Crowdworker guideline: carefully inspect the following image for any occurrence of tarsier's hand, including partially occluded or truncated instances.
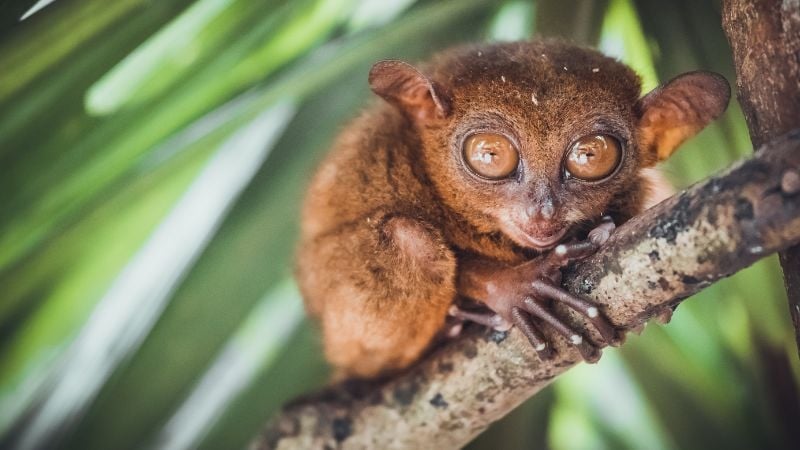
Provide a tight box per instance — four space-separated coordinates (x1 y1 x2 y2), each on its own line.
450 217 619 361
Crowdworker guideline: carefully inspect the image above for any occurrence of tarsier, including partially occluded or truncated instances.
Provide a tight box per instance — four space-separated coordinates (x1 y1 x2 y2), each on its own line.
297 40 730 379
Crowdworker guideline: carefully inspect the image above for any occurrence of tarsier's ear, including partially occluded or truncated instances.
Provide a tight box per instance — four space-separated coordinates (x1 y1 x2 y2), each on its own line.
637 71 730 165
369 60 450 121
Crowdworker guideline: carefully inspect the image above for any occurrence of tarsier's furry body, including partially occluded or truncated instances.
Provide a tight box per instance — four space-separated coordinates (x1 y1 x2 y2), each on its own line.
296 41 729 378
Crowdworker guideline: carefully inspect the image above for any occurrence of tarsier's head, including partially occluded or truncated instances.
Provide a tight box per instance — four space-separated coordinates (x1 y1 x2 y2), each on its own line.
369 41 730 250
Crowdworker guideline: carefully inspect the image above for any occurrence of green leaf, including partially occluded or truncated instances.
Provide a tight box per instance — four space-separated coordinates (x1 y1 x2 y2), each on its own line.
1 101 297 447
152 279 306 450
0 0 339 273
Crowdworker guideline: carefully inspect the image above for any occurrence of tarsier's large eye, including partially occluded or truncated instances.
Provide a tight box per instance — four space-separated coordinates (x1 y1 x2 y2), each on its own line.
564 134 622 181
463 133 519 180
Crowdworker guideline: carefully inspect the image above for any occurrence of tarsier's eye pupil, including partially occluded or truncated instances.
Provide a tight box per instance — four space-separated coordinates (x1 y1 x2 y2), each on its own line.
463 133 519 180
565 134 622 181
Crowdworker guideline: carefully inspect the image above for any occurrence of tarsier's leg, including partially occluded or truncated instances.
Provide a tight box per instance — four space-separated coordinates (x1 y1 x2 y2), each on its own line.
297 215 455 379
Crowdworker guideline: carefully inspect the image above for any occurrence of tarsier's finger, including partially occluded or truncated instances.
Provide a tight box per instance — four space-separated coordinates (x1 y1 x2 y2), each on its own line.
521 297 583 344
587 216 616 246
521 297 599 361
448 305 512 331
445 321 463 338
553 240 597 262
531 280 620 346
510 307 552 359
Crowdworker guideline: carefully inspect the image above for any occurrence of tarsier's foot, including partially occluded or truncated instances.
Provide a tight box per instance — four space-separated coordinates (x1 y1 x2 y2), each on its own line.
456 217 620 361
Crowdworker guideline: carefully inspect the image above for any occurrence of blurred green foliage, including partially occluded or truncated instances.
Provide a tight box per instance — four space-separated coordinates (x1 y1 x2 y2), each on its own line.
1 0 798 449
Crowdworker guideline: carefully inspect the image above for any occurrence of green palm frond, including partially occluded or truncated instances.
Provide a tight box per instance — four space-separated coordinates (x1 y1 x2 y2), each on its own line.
1 1 797 449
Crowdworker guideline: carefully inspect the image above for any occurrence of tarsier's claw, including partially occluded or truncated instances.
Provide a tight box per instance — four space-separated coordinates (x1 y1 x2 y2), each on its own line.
580 345 602 363
654 305 675 324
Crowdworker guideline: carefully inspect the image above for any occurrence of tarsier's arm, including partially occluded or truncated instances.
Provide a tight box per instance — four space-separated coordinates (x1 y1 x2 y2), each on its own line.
298 42 730 379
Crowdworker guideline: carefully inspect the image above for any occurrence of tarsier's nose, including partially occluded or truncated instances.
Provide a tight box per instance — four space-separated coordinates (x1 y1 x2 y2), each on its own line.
526 180 557 221
525 198 555 221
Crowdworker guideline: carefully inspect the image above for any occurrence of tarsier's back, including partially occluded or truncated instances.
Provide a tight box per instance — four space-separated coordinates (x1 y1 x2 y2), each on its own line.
296 40 730 379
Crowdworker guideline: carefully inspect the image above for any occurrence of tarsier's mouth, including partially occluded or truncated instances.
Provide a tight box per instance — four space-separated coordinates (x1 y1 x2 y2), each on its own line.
503 221 569 250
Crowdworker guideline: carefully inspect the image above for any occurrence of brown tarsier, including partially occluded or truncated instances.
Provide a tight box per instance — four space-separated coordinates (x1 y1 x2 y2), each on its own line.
296 40 730 379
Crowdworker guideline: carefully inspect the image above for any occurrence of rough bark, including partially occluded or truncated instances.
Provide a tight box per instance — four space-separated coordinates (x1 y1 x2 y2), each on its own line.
253 131 800 450
722 0 800 356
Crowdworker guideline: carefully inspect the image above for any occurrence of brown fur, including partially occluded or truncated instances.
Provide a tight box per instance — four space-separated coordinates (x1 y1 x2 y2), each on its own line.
296 40 729 379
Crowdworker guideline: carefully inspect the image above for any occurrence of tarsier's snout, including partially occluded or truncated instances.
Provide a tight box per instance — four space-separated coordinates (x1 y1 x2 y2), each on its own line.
500 203 568 250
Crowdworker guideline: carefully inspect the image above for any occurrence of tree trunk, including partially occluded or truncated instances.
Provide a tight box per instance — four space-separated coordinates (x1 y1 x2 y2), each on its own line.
722 0 800 356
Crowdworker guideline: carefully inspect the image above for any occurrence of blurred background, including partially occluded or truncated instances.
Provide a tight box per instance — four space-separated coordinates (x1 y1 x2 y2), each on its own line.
1 0 798 448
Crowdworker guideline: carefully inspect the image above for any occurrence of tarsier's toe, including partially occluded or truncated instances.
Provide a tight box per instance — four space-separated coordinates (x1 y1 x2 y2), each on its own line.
445 322 463 338
579 344 602 363
587 216 616 246
552 217 617 265
531 280 620 347
553 241 598 262
511 307 554 359
448 305 512 332
512 299 602 363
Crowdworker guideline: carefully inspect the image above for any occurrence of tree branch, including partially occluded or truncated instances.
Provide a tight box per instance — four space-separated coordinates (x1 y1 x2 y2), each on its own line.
254 131 800 450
